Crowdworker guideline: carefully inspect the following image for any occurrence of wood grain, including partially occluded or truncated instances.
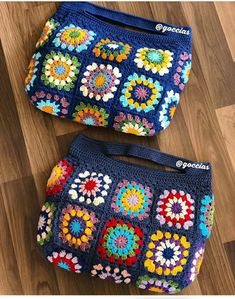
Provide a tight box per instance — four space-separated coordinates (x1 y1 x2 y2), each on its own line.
0 1 234 295
215 2 235 61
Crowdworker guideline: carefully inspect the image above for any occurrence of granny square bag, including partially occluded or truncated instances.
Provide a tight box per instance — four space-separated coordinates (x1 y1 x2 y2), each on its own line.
37 135 215 294
25 2 192 136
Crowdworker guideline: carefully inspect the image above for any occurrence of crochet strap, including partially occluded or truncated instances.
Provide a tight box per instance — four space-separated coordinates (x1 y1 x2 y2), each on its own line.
71 135 211 174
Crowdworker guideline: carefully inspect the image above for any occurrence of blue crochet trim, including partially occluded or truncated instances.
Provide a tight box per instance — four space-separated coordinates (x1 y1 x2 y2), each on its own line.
25 1 192 136
37 135 214 294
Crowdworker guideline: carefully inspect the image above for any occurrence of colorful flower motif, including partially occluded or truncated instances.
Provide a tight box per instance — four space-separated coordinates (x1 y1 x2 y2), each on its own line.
93 38 131 62
25 52 41 92
91 264 131 284
174 52 192 91
47 250 82 273
144 230 190 276
36 18 60 48
46 160 73 196
59 204 98 251
199 194 215 238
120 73 163 113
53 24 96 53
68 171 112 206
72 102 109 126
188 244 205 283
30 90 70 117
37 202 56 245
111 180 153 220
97 218 144 266
158 90 180 130
156 189 195 230
134 48 174 75
136 275 180 294
80 63 122 102
113 112 155 136
41 51 80 91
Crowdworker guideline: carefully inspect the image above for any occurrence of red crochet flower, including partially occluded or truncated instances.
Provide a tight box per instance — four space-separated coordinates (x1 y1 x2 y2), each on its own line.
97 218 144 266
156 190 195 230
46 159 73 195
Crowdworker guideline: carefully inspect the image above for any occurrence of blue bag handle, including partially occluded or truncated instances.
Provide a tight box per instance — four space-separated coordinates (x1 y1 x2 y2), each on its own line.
71 135 211 174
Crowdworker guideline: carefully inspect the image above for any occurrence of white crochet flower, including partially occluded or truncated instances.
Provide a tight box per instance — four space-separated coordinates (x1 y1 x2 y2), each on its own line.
68 171 112 206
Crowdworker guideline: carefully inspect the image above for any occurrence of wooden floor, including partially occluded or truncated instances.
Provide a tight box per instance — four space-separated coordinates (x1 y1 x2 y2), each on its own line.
0 1 234 295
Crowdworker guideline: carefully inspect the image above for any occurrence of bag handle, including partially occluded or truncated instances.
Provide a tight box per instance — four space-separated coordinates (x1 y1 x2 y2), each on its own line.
71 135 211 174
59 2 192 39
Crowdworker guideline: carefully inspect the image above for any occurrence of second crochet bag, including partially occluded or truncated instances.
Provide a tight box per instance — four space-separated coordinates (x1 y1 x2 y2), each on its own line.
37 135 214 294
25 1 192 136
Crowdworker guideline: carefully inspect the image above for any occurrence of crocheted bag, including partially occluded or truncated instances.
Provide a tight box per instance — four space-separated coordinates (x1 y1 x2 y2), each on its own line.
25 2 192 136
37 134 214 294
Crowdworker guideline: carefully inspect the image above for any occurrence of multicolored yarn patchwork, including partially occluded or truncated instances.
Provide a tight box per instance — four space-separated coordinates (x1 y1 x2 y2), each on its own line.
59 204 98 251
113 112 155 136
37 202 56 245
174 52 192 91
156 189 195 230
46 159 73 195
93 38 131 62
144 230 190 276
53 24 96 53
80 63 121 102
97 218 144 265
25 2 192 136
37 134 213 294
72 102 109 126
158 90 180 130
91 264 131 284
25 52 41 92
30 90 70 117
41 51 80 91
134 48 174 75
136 275 180 294
111 180 153 220
47 250 82 273
120 73 163 113
68 171 112 206
199 195 215 239
187 243 205 283
36 18 60 48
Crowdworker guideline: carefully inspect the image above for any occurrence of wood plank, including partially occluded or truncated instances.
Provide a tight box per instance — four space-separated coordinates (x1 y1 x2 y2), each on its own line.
224 241 235 279
0 187 24 294
181 2 235 109
0 3 61 175
0 40 32 184
215 2 235 61
0 176 60 295
216 104 235 171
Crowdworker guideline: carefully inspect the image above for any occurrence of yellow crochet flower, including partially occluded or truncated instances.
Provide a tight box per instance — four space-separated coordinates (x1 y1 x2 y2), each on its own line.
144 230 190 276
120 73 163 113
59 204 98 251
121 188 145 213
61 28 87 45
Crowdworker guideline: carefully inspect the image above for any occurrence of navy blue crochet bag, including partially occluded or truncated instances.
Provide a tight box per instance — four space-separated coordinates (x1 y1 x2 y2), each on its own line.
37 135 214 294
25 2 192 136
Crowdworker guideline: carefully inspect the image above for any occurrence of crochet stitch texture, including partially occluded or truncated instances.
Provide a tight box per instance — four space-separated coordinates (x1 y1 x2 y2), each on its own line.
25 1 192 136
37 135 214 294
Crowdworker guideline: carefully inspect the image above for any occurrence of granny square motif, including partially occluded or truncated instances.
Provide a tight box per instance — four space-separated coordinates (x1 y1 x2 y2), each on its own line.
37 135 215 293
25 1 192 136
